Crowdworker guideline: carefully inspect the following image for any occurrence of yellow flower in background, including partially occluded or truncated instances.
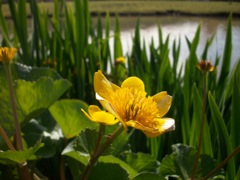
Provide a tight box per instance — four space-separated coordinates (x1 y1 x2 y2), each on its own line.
82 105 119 125
197 60 214 73
0 47 17 64
93 70 175 137
116 56 126 64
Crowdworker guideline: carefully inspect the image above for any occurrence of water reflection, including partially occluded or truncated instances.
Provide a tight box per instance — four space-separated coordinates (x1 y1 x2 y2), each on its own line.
101 15 240 72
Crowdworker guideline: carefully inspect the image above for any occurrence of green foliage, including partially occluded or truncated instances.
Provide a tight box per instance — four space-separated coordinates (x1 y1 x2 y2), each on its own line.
208 92 235 179
0 142 43 165
120 152 160 173
0 63 71 143
49 100 97 139
132 173 165 180
230 61 240 168
0 0 239 179
89 162 129 180
159 144 224 179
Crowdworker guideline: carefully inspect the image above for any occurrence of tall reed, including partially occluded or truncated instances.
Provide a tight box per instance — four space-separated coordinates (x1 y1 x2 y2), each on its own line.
0 0 239 178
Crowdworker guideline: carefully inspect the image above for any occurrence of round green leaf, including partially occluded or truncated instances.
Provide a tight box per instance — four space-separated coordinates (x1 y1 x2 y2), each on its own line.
49 100 97 139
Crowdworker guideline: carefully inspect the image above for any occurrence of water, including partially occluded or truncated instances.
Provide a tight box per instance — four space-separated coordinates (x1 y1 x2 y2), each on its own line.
96 15 240 72
2 15 240 72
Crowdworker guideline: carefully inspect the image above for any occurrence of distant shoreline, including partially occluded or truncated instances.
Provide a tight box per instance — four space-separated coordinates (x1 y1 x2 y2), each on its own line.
1 1 240 18
89 1 240 17
90 11 239 18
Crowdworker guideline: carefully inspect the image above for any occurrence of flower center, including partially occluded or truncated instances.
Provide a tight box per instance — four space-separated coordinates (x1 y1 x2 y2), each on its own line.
110 88 159 127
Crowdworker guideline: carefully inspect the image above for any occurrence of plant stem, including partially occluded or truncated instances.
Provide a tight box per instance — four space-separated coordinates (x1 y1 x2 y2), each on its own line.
4 64 23 151
0 123 16 151
4 63 32 180
203 145 240 180
191 73 207 179
81 124 124 180
17 163 32 180
60 138 68 180
92 124 104 154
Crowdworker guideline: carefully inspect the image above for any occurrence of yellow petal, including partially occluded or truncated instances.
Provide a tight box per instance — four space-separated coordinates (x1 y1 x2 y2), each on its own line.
121 77 145 91
99 100 128 129
81 109 95 122
91 111 118 125
126 118 175 137
152 91 172 117
126 120 156 132
143 118 175 137
88 105 102 116
99 100 116 117
81 106 119 125
94 70 119 100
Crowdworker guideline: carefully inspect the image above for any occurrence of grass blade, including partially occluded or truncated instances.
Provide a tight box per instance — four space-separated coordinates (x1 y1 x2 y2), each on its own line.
113 15 123 60
230 60 240 168
217 14 232 102
208 92 235 179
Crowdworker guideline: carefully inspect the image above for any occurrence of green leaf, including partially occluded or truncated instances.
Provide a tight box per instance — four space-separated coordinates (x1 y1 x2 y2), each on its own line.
190 84 212 156
0 63 71 144
230 61 240 168
99 155 138 179
218 14 232 90
73 128 98 156
62 139 90 166
89 162 129 180
208 92 235 179
188 24 200 74
104 124 130 156
9 63 65 81
236 166 240 180
62 129 100 166
22 111 63 158
65 156 85 180
0 142 43 165
114 15 123 59
120 152 159 173
49 100 97 139
15 78 71 118
201 34 215 60
132 172 165 180
159 144 223 179
62 128 98 165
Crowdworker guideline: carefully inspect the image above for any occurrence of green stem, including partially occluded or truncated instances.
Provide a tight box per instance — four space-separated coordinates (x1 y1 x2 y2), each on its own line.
3 63 32 180
60 138 68 180
81 124 124 180
203 146 240 180
4 64 23 151
191 73 207 179
92 124 105 154
0 122 15 151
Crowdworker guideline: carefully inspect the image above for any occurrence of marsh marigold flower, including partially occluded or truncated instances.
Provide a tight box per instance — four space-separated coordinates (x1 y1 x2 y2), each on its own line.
83 70 175 137
197 60 214 73
0 47 17 64
116 56 126 64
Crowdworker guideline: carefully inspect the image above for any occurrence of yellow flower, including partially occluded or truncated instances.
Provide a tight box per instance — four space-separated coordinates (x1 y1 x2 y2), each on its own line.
197 60 214 73
82 105 119 125
116 56 126 64
93 70 175 137
0 47 17 64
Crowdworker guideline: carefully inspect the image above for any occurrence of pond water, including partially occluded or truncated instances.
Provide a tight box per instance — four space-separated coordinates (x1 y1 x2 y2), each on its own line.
2 15 240 73
96 15 240 73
